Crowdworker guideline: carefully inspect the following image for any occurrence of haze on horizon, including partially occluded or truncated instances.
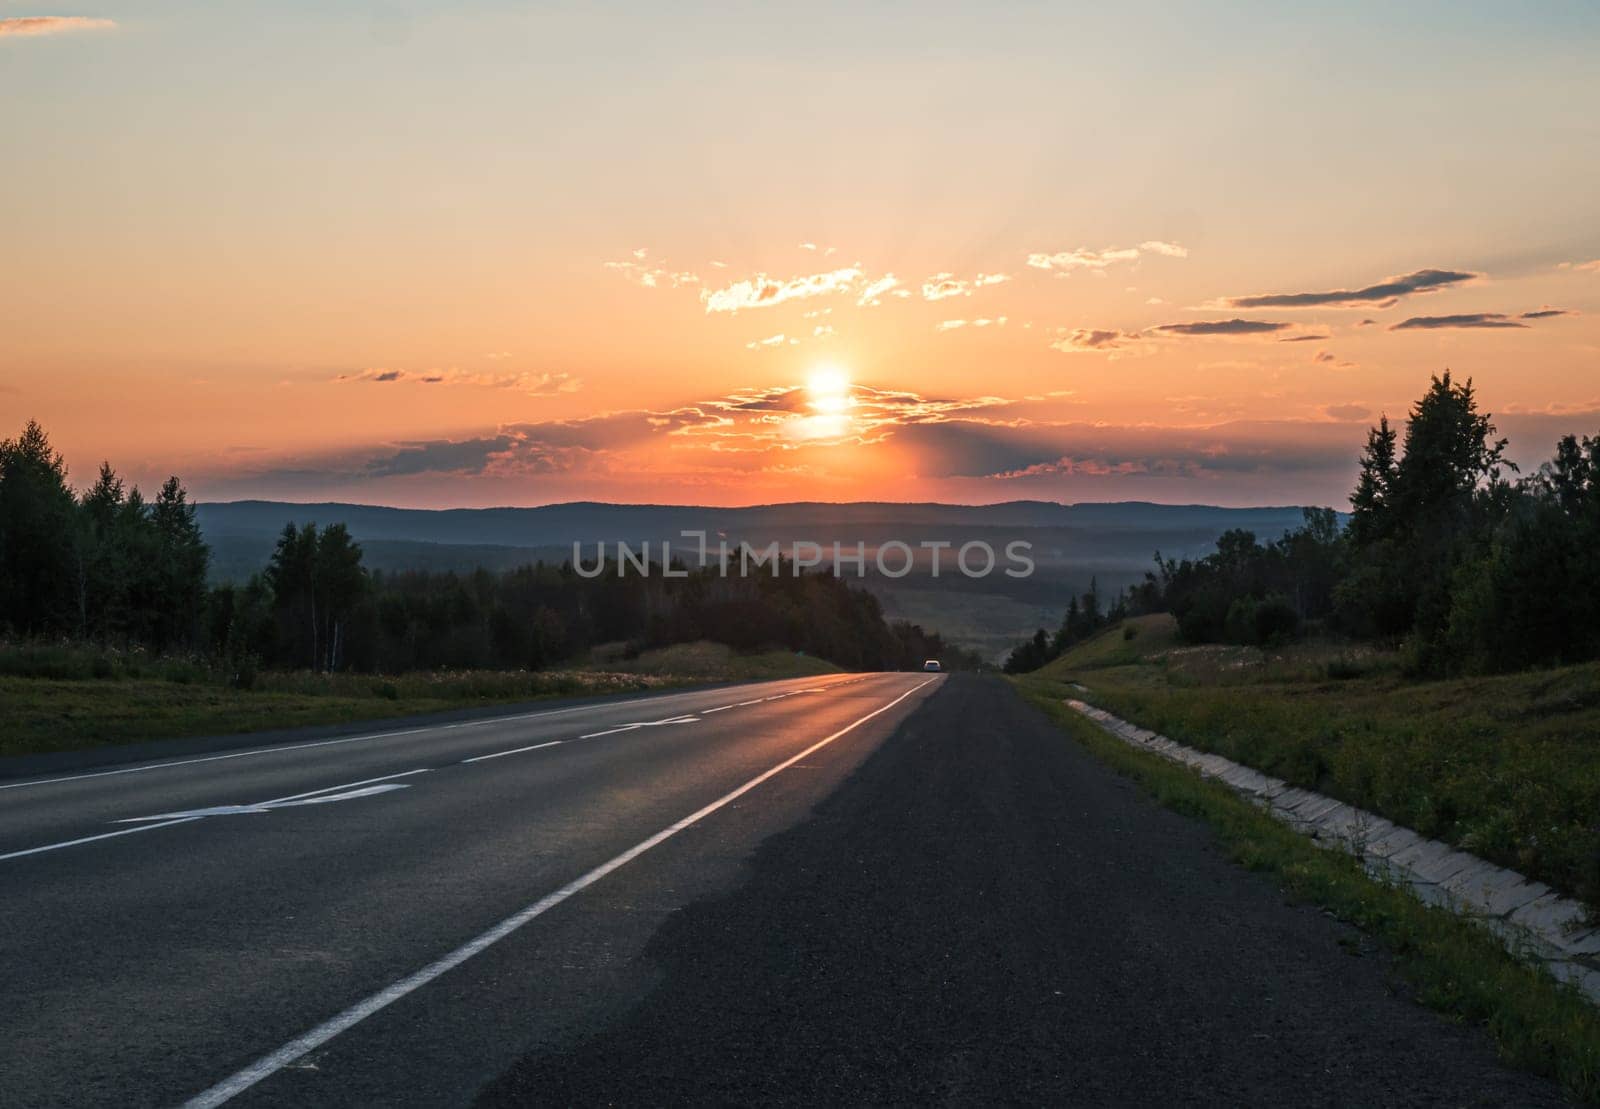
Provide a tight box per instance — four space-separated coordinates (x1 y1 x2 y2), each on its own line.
3 1 1599 510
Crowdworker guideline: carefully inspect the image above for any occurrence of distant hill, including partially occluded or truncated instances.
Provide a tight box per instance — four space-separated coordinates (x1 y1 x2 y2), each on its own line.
197 499 1336 661
197 499 1320 549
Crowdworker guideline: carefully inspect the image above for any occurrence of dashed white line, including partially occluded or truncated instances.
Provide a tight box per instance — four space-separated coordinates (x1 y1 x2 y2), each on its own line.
115 784 414 823
181 675 936 1109
0 676 886 863
460 740 564 765
578 714 698 740
0 680 857 794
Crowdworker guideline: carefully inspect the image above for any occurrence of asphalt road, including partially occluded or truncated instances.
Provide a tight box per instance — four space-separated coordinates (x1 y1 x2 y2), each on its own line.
486 674 1564 1107
0 671 941 1108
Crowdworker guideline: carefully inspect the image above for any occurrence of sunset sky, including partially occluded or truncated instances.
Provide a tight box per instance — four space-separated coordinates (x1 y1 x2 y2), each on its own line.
4 2 1599 508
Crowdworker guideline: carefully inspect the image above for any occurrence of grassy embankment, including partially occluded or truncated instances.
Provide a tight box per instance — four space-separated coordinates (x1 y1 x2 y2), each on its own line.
0 640 841 760
1033 614 1600 911
1012 618 1600 1101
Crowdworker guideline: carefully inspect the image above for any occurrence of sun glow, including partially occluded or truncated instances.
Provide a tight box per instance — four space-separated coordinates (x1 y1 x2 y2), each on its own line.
787 364 854 441
806 365 852 414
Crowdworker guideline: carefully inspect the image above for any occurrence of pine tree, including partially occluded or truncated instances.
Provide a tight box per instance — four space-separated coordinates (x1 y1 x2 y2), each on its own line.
1349 415 1396 547
0 420 78 634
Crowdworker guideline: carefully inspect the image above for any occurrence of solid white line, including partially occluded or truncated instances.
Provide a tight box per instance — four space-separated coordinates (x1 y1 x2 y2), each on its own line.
181 675 936 1109
0 816 205 863
460 740 563 765
0 678 857 794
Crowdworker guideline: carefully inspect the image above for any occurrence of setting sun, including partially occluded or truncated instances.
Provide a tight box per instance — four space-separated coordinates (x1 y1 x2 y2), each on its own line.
805 365 853 414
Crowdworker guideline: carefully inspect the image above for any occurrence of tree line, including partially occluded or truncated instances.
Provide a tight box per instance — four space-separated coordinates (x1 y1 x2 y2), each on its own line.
1007 372 1600 676
0 421 978 677
1 422 208 648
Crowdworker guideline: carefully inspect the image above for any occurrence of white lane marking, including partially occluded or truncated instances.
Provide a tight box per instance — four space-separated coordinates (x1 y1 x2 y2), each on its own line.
182 675 937 1109
275 784 410 808
0 816 205 863
0 728 445 795
736 700 764 707
114 782 416 824
460 740 563 765
578 713 699 740
1 771 431 860
701 706 733 714
265 769 431 805
0 677 863 794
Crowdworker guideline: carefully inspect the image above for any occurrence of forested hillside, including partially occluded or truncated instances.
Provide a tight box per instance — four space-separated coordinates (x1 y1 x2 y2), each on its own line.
0 421 976 676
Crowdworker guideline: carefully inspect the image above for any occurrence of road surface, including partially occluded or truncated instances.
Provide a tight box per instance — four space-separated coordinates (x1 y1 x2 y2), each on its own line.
2 673 1564 1106
0 672 939 1107
485 674 1564 1107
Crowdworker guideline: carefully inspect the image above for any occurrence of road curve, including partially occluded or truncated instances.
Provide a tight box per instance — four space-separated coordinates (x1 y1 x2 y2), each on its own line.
0 671 941 1107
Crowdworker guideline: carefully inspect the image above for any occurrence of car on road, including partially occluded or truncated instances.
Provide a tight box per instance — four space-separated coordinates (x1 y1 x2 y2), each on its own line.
922 659 942 672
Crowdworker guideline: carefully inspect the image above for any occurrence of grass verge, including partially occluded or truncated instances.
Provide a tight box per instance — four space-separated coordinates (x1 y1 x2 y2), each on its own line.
0 639 838 760
1012 671 1600 1103
1041 615 1600 913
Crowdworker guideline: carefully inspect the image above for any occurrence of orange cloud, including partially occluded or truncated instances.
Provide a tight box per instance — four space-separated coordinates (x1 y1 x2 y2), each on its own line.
336 368 579 394
936 317 1007 332
602 250 699 288
1026 241 1187 273
1050 328 1140 353
0 16 115 37
700 266 867 313
920 273 1010 301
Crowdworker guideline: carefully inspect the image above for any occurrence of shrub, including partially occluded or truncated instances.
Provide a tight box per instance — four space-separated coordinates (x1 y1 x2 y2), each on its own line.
1223 596 1260 645
1253 595 1300 645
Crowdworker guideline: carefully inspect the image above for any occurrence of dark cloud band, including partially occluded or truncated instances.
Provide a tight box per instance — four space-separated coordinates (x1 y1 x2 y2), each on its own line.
1227 268 1475 309
1154 319 1290 336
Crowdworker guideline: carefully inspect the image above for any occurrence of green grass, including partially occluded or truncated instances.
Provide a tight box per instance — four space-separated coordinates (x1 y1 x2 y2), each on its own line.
0 669 683 760
0 639 840 760
1041 615 1600 912
1011 673 1600 1102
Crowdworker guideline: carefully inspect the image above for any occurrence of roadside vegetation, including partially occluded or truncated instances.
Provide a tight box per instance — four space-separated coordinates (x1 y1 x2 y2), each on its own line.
1037 614 1600 914
1006 371 1600 678
995 369 1600 915
1011 669 1600 1102
0 418 968 757
0 418 974 682
0 638 837 759
996 369 1600 1093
